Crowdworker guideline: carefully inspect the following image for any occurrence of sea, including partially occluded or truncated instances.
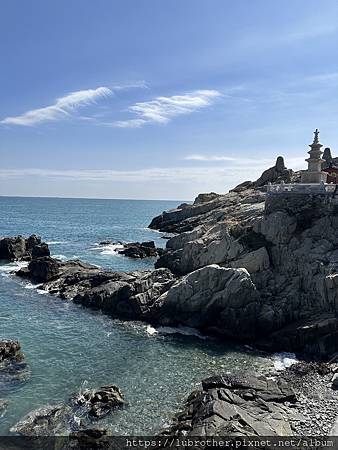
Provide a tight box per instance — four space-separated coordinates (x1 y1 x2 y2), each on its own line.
0 196 290 435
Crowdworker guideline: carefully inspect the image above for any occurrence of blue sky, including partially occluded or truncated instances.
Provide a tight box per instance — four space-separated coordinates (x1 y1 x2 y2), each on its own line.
1 0 338 200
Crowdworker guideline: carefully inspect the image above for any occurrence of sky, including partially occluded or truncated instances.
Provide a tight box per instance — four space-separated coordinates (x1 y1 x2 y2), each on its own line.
1 0 338 200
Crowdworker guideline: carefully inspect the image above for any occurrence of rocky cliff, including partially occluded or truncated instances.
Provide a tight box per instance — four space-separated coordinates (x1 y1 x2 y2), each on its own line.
149 157 338 357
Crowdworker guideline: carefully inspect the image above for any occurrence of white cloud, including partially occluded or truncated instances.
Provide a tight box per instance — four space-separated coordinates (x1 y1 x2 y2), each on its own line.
113 89 222 128
1 87 112 126
185 154 238 162
184 154 306 170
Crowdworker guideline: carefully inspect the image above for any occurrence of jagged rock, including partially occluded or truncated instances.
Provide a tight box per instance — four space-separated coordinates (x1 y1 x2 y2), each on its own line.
17 256 63 283
254 156 293 187
118 241 164 258
230 180 253 193
0 235 50 261
0 340 29 387
161 371 297 437
155 265 260 340
0 340 22 363
73 267 174 319
17 258 175 320
11 385 124 436
194 192 221 204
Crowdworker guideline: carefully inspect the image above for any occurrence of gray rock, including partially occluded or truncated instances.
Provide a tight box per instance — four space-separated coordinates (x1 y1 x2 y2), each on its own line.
161 371 297 437
0 235 50 261
155 264 260 340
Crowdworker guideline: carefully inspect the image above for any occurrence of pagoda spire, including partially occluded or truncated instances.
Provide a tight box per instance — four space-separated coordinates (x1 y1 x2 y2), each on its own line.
301 129 327 184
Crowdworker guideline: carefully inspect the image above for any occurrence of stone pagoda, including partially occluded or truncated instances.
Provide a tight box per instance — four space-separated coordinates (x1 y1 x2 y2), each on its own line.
301 129 328 184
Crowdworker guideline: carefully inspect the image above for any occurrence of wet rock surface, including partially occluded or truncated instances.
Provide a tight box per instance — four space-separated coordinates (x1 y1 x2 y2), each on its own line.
11 384 124 436
0 235 50 262
0 340 29 388
0 340 29 420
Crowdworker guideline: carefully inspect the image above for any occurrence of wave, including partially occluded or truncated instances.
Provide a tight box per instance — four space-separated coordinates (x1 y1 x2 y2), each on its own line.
47 241 67 245
273 352 298 371
90 243 124 256
0 261 28 277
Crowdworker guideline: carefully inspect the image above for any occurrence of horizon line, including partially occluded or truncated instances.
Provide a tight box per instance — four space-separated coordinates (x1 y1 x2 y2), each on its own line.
0 194 191 203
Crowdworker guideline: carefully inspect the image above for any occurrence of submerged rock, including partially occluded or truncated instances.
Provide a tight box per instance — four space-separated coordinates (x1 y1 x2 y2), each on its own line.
0 235 50 262
11 384 124 436
0 399 8 417
0 340 22 363
0 340 29 387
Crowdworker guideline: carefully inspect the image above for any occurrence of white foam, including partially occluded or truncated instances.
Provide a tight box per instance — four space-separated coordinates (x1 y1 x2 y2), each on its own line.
146 325 158 336
0 261 28 277
53 254 68 261
47 241 66 245
24 282 42 290
273 352 298 371
90 243 124 256
37 289 49 295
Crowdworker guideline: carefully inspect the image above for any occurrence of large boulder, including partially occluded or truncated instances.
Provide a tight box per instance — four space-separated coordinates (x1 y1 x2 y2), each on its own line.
254 156 293 187
0 235 50 261
155 264 261 340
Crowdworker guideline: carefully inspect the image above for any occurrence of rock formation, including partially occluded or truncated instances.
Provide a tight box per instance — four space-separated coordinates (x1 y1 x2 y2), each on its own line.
322 147 338 169
17 257 175 320
149 158 338 357
161 362 338 437
11 384 124 436
0 235 49 261
118 241 164 258
0 340 29 413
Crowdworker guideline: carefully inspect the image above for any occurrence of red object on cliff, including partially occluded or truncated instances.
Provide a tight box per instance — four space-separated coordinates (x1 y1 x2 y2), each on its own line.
323 166 338 183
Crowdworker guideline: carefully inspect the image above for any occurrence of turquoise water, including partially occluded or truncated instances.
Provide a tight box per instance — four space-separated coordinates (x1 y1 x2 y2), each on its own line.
0 197 273 435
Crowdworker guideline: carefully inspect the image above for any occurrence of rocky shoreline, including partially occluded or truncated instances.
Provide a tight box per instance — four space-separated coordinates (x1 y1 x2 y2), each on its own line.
1 156 338 437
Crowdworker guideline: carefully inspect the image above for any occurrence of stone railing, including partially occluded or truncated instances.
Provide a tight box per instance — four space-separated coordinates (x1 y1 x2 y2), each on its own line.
267 182 337 194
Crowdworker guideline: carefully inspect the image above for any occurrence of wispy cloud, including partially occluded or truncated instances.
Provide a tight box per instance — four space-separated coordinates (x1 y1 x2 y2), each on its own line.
0 81 148 127
113 89 222 128
1 87 112 126
0 156 306 184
